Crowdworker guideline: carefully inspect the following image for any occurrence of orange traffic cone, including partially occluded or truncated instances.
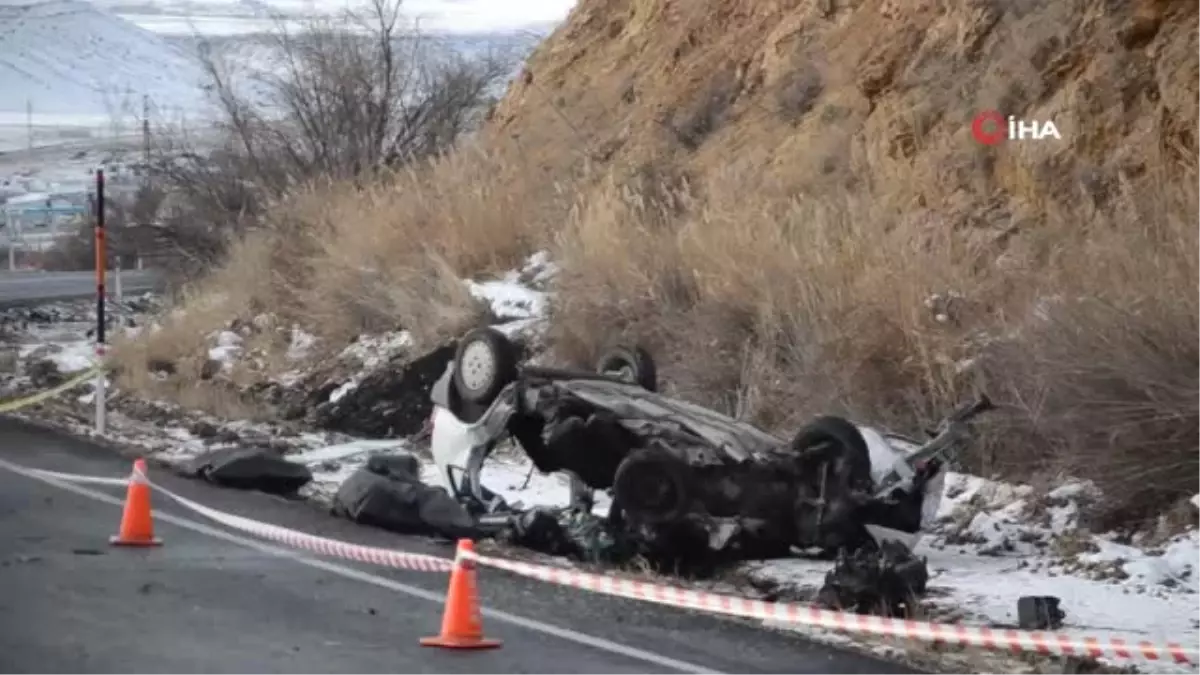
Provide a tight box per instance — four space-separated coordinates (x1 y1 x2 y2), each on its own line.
420 539 501 649
109 458 162 547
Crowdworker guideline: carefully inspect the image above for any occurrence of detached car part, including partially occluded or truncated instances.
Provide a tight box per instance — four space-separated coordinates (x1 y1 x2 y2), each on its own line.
817 541 929 616
184 447 313 496
430 327 994 559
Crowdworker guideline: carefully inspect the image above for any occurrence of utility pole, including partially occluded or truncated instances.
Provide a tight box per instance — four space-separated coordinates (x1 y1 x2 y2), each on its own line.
142 94 151 191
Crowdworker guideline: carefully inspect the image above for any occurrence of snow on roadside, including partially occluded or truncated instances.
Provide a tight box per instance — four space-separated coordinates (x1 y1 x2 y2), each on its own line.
3 297 157 400
19 338 97 374
744 470 1200 673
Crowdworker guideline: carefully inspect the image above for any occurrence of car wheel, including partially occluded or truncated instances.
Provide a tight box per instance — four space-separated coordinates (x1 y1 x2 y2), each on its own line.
596 345 658 392
788 416 873 551
452 327 519 406
612 448 689 524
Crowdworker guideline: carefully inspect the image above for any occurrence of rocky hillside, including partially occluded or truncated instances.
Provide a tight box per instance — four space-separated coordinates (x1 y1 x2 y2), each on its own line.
489 0 1195 221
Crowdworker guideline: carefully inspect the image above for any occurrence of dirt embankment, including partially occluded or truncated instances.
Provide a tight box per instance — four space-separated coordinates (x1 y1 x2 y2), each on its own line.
117 0 1197 528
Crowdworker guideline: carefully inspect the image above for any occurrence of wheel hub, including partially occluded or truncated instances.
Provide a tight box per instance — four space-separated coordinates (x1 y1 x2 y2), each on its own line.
616 458 684 522
460 342 495 391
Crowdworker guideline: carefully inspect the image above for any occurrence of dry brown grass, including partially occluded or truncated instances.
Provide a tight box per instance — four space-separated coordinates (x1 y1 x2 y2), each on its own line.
117 0 1198 527
111 289 269 419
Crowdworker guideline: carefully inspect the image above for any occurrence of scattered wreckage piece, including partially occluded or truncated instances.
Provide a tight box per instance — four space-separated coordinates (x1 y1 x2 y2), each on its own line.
183 447 313 495
429 326 995 569
331 453 482 541
1017 595 1066 630
498 506 654 567
816 541 930 617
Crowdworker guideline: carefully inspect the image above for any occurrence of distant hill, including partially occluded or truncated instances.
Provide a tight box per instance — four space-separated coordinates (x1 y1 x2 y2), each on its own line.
0 0 209 116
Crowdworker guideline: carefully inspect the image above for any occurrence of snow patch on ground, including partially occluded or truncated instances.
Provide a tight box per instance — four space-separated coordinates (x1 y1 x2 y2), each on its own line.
339 332 415 370
317 331 416 401
18 338 97 374
286 326 317 361
744 470 1200 673
466 250 556 339
207 330 243 368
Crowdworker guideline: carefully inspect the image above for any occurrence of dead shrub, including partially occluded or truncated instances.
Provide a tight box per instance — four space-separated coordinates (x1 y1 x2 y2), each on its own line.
139 0 516 275
979 194 1199 527
978 151 1198 520
549 161 980 436
774 63 824 124
115 140 566 401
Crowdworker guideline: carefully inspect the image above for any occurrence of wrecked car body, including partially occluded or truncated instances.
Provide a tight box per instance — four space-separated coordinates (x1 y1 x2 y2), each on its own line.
429 327 994 567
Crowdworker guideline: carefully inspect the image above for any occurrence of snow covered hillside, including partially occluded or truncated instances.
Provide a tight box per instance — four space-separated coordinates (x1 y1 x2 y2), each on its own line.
88 0 576 34
0 0 209 117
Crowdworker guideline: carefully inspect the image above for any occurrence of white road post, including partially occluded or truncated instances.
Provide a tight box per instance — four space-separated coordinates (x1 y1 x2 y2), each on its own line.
95 362 106 436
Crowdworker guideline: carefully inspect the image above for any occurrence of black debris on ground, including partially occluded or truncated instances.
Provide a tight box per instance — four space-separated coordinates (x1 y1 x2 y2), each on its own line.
331 452 481 541
500 507 640 565
816 541 930 617
1017 595 1066 630
183 447 313 496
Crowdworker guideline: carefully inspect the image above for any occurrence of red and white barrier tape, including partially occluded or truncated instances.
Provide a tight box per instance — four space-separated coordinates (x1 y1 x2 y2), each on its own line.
462 551 1197 665
26 464 1199 666
151 481 454 573
31 465 453 573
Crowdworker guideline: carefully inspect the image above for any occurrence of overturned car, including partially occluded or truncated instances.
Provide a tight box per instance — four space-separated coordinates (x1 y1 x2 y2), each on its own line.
429 327 994 565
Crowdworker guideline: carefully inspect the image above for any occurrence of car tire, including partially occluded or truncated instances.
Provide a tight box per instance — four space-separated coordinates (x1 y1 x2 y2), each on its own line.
596 345 658 392
789 416 873 551
612 448 689 525
452 327 519 406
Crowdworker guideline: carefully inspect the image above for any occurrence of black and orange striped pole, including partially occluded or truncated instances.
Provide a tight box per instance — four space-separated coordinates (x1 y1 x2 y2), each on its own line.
94 169 106 434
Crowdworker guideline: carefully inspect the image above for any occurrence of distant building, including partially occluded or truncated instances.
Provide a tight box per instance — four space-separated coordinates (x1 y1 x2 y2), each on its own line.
0 192 86 249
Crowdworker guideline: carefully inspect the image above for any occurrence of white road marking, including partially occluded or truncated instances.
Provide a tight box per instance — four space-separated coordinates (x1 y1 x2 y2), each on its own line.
0 457 721 675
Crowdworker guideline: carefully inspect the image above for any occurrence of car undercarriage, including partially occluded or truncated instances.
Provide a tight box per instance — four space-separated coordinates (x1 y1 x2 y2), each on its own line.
430 328 995 568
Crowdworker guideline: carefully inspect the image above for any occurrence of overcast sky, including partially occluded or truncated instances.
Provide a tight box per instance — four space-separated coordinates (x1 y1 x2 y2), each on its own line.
401 0 576 32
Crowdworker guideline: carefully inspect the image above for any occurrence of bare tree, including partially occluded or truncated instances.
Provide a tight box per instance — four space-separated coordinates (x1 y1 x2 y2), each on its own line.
140 0 517 275
196 0 511 184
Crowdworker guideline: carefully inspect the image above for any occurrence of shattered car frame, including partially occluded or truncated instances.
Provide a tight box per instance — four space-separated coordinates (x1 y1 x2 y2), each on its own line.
430 327 994 560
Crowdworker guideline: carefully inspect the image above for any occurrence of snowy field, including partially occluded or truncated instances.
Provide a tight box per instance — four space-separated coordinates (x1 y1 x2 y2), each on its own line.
4 253 1197 673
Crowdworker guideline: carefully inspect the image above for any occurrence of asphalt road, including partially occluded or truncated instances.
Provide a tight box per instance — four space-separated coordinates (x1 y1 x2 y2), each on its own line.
0 417 919 674
0 270 161 307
